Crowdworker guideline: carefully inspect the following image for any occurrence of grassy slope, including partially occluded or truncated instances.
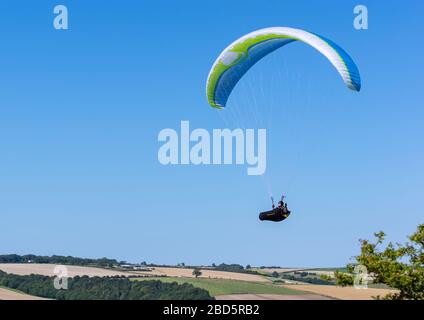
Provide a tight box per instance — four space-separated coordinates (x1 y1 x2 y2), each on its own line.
133 277 307 296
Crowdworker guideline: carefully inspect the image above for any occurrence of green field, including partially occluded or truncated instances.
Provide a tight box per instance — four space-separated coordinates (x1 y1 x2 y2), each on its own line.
132 277 307 296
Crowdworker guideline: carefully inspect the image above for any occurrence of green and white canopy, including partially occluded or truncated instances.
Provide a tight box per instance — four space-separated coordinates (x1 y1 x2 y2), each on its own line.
206 27 361 109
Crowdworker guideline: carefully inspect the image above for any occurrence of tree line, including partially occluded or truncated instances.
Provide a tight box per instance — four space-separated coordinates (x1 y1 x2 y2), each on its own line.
0 254 120 267
213 263 261 275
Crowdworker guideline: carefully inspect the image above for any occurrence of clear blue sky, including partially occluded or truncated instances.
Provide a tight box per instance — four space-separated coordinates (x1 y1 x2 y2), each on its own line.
0 0 423 267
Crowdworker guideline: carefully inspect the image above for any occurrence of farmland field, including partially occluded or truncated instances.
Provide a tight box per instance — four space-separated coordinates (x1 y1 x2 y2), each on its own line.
151 267 269 282
0 263 136 277
0 264 268 282
133 277 305 296
288 284 398 300
0 287 49 300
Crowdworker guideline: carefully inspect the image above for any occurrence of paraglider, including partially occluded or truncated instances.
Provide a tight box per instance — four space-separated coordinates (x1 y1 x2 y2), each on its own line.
259 195 291 222
205 27 361 222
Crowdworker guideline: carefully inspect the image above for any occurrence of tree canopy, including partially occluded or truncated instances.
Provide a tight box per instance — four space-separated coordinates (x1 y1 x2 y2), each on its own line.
335 224 424 300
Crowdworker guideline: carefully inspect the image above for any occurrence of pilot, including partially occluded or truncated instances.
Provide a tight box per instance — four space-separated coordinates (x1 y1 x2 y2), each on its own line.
277 201 284 209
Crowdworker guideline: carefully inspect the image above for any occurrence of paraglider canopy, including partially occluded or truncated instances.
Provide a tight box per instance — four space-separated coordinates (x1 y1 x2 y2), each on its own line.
206 27 361 109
